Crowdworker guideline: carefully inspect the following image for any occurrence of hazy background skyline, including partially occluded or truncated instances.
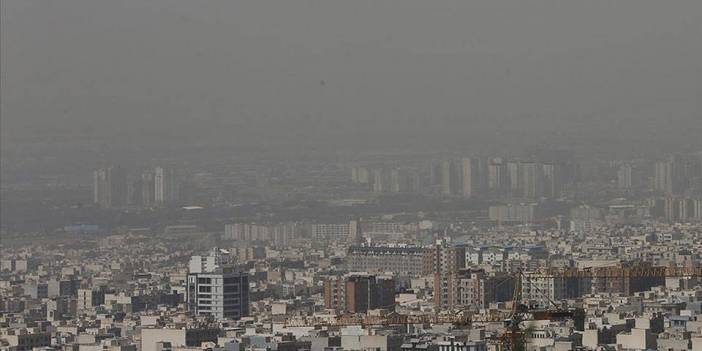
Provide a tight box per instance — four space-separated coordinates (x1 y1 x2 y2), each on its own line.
2 0 701 154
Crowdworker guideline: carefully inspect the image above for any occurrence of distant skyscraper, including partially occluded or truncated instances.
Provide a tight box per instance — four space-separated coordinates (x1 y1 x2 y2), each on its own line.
487 159 507 194
430 160 442 187
542 163 563 198
519 162 544 199
654 160 674 195
370 168 388 193
506 161 522 197
489 203 537 223
674 155 702 194
617 164 633 190
351 166 370 184
654 155 702 195
93 166 127 208
389 168 401 193
439 159 461 196
93 169 107 206
141 171 156 207
155 167 178 205
461 157 483 198
440 160 453 195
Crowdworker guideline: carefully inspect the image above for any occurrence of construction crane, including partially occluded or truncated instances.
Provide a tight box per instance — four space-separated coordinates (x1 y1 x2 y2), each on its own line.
497 270 583 351
497 265 702 351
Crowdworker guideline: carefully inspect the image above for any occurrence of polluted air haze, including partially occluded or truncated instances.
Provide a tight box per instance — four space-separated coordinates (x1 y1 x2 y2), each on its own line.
2 0 701 153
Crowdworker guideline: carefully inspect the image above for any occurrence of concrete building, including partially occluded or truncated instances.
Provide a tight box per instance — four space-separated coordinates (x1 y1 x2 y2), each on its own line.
323 276 346 312
542 163 563 198
187 248 249 320
154 167 178 205
487 159 507 195
346 245 434 276
0 330 51 351
618 164 633 189
616 328 657 350
346 274 395 313
312 221 360 242
324 274 395 314
519 162 544 199
461 157 484 198
488 203 537 224
93 166 128 208
141 328 219 351
434 269 514 311
77 287 105 312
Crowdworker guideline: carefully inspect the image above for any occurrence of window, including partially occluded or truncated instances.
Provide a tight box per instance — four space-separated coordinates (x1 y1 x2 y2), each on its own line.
199 286 212 293
223 277 239 284
198 277 212 284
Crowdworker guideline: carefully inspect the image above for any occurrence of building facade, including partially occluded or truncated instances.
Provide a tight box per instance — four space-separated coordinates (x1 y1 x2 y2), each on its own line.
186 249 249 320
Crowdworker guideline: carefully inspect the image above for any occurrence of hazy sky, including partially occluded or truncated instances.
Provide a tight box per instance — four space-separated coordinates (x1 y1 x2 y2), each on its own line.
2 0 701 150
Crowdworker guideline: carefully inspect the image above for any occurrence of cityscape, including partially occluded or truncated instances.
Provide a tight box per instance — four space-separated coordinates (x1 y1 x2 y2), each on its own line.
2 1 702 351
2 150 702 351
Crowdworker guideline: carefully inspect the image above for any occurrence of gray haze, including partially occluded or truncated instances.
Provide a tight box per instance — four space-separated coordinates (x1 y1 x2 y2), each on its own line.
2 0 701 152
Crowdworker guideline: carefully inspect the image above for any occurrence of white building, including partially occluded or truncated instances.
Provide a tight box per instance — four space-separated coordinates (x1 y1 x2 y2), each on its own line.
187 248 249 320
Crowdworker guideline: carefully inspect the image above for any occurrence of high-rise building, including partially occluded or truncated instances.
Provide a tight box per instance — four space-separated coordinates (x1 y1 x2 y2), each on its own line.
439 160 452 196
489 203 538 223
654 160 674 195
312 221 360 242
588 264 664 296
506 161 522 197
389 168 411 193
434 242 466 275
351 166 370 184
439 159 462 196
370 168 389 193
662 197 702 222
434 269 514 310
77 287 105 312
487 159 507 195
93 166 128 208
223 223 297 247
460 157 484 198
323 276 346 312
617 164 633 189
391 169 422 194
141 171 156 207
430 160 443 188
694 199 702 221
93 169 108 207
654 155 702 195
323 274 395 314
346 245 434 276
523 275 567 307
346 275 395 314
519 162 544 199
129 171 156 207
187 248 249 320
155 167 179 205
542 163 563 198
